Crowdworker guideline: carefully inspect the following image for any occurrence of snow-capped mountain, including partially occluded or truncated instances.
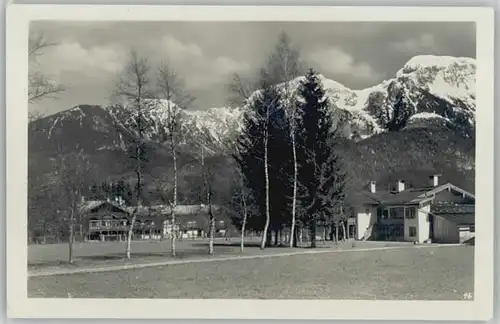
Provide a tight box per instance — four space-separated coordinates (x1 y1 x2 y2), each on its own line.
31 55 476 157
321 55 475 139
107 55 476 149
106 99 246 154
29 105 133 154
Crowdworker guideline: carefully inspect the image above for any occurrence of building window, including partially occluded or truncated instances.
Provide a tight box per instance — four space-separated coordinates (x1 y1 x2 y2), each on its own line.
391 207 404 219
409 226 417 237
405 207 416 219
382 209 389 220
377 208 383 221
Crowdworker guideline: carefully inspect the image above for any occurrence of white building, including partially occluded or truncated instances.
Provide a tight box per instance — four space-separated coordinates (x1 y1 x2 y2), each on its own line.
346 175 475 244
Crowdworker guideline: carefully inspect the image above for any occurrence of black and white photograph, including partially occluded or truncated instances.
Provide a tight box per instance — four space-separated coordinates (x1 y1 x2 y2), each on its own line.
6 4 494 320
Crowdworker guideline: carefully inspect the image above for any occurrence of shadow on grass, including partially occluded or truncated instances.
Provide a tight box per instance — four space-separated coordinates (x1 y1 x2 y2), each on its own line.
190 241 304 248
28 260 80 269
76 246 239 261
28 247 241 269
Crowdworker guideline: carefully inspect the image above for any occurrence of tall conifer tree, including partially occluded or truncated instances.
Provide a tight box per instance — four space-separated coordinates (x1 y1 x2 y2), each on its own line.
296 69 346 248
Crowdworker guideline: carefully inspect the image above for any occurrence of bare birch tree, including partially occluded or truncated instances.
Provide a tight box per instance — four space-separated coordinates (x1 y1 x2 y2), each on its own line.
238 172 249 252
266 32 302 247
157 61 194 257
53 149 93 263
228 73 255 107
230 69 282 250
28 31 65 103
113 50 154 259
197 146 217 255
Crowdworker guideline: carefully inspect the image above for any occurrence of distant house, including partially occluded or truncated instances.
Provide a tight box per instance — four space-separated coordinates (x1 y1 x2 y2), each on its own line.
80 199 230 241
79 200 161 241
345 175 475 244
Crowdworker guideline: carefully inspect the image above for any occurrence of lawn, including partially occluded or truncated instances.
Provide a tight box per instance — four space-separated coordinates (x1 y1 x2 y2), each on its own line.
28 237 403 272
28 245 474 300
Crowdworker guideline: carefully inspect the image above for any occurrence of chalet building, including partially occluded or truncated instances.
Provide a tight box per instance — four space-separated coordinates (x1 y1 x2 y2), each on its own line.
80 199 230 241
345 175 475 244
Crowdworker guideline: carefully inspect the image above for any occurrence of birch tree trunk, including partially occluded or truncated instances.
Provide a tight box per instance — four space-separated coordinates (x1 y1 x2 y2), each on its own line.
126 210 137 259
290 130 298 248
68 208 74 264
200 147 215 256
171 139 177 257
156 61 193 257
240 178 248 253
208 211 215 255
127 139 142 259
260 125 270 250
341 222 347 242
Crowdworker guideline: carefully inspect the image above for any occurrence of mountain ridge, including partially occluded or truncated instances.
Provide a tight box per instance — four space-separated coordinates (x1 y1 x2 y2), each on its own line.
28 54 476 194
31 54 476 153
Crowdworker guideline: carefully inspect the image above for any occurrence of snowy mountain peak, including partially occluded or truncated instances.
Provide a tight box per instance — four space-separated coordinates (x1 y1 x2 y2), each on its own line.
399 55 476 75
396 55 476 104
38 55 476 155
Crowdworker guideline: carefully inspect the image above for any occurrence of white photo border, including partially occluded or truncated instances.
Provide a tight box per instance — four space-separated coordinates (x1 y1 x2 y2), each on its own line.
6 4 495 320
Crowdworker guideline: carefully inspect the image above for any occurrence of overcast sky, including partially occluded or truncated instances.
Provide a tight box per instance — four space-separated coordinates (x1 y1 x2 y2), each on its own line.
29 21 475 115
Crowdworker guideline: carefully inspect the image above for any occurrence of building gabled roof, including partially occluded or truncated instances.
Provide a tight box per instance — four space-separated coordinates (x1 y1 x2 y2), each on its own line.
344 191 381 206
349 182 475 207
431 203 475 214
425 183 475 199
125 204 221 216
79 200 129 214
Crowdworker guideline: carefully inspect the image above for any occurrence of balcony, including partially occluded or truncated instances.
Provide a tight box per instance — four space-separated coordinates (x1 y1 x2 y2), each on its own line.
89 221 162 232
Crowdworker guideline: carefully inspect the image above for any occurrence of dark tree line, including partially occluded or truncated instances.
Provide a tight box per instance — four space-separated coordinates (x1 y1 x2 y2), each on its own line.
87 179 135 206
234 68 348 248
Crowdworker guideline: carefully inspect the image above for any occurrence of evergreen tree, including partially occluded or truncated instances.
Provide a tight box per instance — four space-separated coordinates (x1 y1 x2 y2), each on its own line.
296 69 347 248
267 105 292 245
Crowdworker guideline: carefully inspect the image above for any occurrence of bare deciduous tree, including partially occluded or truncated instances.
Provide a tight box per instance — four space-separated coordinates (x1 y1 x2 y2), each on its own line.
28 31 65 103
227 73 256 107
238 172 249 252
197 146 216 255
113 50 154 259
266 32 302 248
53 149 93 263
157 61 194 257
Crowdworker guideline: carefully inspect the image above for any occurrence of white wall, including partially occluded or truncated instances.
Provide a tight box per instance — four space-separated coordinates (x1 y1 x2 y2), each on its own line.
417 204 431 243
356 206 376 240
459 228 475 243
